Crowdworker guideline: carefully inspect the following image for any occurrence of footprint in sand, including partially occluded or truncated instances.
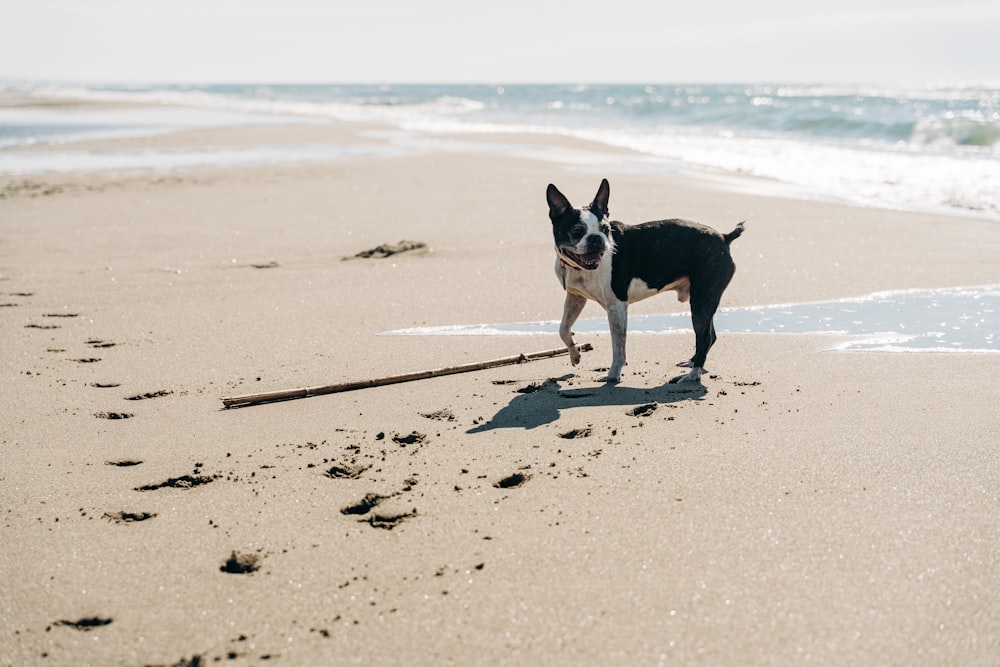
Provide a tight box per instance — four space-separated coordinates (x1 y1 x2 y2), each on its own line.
341 491 417 529
494 472 531 489
220 551 261 574
125 390 173 401
629 403 658 417
392 431 427 446
340 492 389 515
95 411 134 420
420 409 456 422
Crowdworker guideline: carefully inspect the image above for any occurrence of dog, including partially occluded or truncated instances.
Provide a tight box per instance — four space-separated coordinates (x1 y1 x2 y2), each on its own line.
546 178 744 383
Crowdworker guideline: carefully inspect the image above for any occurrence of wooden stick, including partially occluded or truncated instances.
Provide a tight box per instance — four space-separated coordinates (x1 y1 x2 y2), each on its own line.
221 343 593 409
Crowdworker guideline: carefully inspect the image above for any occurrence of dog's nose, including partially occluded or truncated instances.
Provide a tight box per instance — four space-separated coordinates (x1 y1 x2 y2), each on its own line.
585 234 607 252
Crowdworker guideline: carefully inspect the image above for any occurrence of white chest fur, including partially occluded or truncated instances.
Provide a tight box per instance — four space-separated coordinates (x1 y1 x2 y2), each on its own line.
556 258 616 308
556 259 691 306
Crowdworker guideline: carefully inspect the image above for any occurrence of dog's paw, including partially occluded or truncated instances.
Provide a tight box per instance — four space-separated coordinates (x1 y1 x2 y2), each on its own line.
600 366 623 383
568 345 581 366
670 367 704 384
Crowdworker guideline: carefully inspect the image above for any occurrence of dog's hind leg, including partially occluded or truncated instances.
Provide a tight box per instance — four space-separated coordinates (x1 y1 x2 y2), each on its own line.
675 322 716 369
675 256 735 380
677 313 718 368
675 288 723 382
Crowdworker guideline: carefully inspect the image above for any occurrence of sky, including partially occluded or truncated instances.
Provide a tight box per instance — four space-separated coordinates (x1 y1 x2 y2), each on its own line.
1 0 998 84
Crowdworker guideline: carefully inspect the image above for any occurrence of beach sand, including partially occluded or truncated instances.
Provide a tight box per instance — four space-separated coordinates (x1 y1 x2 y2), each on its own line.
1 111 998 666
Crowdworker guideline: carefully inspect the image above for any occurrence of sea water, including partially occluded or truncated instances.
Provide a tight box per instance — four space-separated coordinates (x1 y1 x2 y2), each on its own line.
2 81 999 219
381 285 1000 354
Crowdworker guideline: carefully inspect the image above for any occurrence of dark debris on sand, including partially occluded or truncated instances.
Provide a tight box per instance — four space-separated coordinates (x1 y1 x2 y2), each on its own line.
52 617 112 631
103 511 157 524
365 509 417 530
324 463 371 479
105 459 143 467
143 655 204 667
343 240 428 260
134 475 215 492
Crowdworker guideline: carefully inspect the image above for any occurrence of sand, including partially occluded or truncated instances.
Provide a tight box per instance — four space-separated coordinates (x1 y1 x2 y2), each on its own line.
1 107 998 666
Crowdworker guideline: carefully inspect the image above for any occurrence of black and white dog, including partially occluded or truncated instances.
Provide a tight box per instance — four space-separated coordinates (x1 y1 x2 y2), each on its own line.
547 179 744 383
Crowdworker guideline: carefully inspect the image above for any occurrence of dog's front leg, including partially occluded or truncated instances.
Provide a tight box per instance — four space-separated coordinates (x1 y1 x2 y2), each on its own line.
560 292 588 366
603 300 628 383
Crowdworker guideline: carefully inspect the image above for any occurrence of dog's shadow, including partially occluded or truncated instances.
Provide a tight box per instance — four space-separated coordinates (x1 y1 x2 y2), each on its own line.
467 374 706 433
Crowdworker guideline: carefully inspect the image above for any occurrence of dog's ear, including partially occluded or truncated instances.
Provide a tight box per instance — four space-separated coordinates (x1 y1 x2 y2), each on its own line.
546 184 572 221
590 178 610 219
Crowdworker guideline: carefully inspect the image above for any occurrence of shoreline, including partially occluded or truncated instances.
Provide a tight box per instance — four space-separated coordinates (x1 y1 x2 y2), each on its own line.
2 99 999 665
380 283 1000 355
3 90 999 223
3 123 999 305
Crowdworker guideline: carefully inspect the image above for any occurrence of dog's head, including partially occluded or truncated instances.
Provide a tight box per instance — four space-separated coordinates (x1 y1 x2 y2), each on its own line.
546 178 613 271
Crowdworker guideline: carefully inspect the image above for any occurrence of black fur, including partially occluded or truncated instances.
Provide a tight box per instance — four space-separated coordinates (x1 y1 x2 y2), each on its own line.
612 217 740 369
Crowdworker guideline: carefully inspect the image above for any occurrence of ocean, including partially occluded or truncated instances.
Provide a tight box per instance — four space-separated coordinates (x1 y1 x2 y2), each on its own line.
383 285 1000 355
2 81 999 220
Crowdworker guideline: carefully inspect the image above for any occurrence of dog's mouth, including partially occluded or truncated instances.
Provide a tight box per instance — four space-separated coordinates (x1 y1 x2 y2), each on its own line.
561 247 605 270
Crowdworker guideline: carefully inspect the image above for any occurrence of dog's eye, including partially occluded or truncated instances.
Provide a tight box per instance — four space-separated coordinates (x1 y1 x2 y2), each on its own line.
600 224 611 234
572 224 587 237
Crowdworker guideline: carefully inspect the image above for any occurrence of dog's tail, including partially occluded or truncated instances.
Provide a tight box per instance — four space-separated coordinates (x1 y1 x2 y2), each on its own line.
724 221 746 246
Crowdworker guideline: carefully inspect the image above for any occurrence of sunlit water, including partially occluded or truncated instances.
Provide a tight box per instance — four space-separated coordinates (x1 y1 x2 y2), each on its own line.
3 82 999 219
382 285 1000 353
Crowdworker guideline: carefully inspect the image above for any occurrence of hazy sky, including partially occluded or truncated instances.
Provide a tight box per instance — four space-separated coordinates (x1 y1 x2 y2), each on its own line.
2 0 998 84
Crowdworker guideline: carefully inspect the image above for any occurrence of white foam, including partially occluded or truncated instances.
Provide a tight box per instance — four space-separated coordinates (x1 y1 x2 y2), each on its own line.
571 128 1000 219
